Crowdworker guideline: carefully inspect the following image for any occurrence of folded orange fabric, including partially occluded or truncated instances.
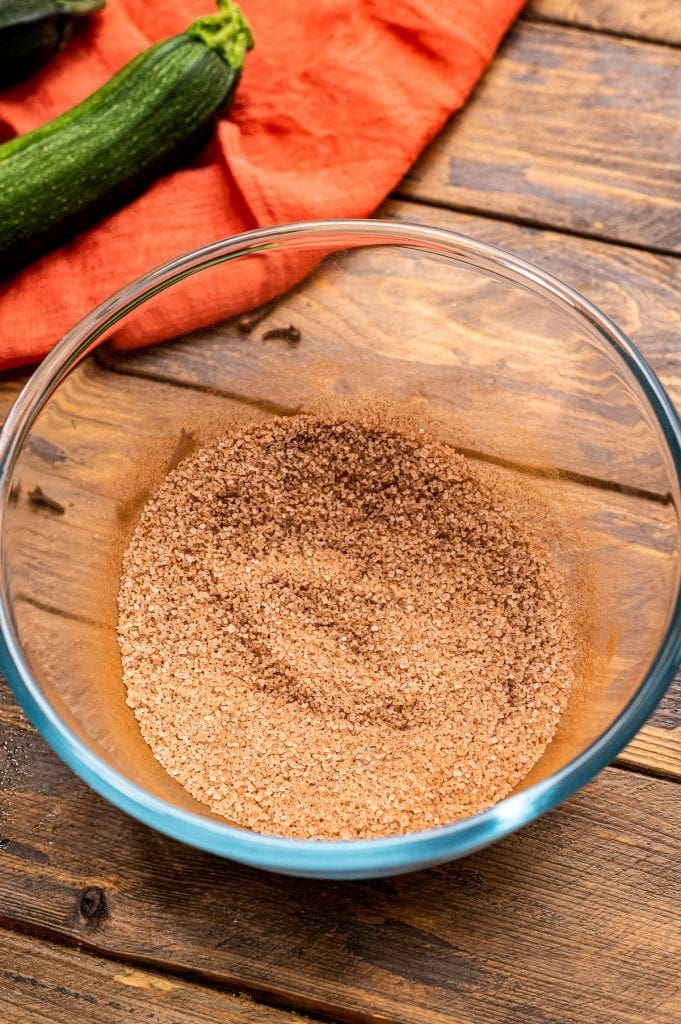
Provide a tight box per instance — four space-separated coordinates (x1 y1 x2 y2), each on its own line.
0 0 523 370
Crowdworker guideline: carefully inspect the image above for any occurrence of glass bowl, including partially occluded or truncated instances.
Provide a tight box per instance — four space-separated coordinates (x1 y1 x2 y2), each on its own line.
1 220 680 879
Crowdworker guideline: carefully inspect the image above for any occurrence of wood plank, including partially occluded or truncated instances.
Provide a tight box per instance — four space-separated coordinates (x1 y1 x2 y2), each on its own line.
527 0 681 47
398 22 681 253
619 724 681 779
0 724 679 1024
100 199 681 497
0 376 27 415
382 200 681 409
7 198 681 477
380 201 681 750
0 927 302 1024
2 368 247 621
649 666 681 732
98 268 678 499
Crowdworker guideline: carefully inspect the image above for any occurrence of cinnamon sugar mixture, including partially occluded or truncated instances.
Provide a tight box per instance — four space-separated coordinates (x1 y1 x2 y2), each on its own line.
118 416 575 840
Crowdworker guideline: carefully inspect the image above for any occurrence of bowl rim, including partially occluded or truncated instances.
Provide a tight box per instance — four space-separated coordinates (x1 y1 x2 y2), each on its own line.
1 217 680 878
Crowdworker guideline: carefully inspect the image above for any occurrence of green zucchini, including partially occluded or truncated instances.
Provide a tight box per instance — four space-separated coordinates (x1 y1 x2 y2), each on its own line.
0 0 253 276
0 0 105 87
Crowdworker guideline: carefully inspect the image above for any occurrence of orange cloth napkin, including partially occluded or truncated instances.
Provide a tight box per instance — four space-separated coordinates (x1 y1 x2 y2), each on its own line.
0 0 523 370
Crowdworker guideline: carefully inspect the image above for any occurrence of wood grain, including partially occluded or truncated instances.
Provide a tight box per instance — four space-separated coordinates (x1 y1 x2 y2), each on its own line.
0 928 302 1024
527 0 681 46
649 667 681 732
383 199 681 406
0 716 679 1024
9 200 681 451
102 196 681 493
0 375 27 416
381 199 681 746
399 22 681 253
99 262 678 499
619 725 681 779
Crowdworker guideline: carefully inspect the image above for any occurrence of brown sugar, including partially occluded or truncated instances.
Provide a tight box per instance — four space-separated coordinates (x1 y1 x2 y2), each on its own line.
117 414 576 840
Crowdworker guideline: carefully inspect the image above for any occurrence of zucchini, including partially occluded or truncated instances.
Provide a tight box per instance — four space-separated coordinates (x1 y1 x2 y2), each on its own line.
0 0 105 87
0 0 253 276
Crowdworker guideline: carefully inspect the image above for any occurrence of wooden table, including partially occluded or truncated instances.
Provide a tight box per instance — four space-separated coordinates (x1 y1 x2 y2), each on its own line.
1 3 680 1021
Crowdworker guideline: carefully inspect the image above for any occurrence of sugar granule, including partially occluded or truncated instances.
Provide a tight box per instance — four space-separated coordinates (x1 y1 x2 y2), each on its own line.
117 415 576 840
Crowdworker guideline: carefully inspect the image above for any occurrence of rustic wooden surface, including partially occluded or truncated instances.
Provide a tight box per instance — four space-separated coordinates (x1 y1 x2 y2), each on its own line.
102 196 681 484
527 0 681 46
1 3 680 1022
0 712 679 1024
1 929 303 1024
400 22 681 253
618 725 681 780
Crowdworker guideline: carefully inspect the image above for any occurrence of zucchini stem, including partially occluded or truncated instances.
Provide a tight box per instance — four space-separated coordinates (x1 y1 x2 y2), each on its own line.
187 0 253 70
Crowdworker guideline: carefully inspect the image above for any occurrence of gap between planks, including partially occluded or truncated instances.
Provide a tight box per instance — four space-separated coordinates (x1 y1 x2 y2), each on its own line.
393 192 681 262
94 352 675 508
0 917 393 1024
0 765 678 1024
617 726 681 781
0 923 317 1024
524 15 681 52
399 21 681 254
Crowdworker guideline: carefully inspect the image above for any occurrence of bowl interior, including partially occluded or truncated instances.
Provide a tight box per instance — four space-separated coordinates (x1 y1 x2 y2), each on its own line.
2 226 680 840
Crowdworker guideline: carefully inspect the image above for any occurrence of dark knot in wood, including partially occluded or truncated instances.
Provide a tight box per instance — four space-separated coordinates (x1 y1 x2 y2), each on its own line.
78 886 108 928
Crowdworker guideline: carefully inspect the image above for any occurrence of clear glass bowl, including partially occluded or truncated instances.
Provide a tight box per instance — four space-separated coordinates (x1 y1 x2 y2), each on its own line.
1 220 680 879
